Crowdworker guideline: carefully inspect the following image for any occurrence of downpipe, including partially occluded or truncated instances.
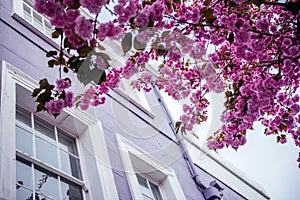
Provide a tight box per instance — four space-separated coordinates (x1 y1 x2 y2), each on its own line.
152 85 224 200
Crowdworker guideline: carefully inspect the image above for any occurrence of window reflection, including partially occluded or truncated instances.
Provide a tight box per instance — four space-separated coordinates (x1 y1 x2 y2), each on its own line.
149 182 163 200
61 178 83 200
15 108 84 200
60 150 82 180
34 166 59 200
58 133 76 155
16 186 32 200
16 159 32 188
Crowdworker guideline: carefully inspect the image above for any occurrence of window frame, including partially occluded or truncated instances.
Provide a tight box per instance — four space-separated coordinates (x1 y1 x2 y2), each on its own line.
12 0 60 46
136 173 164 200
0 60 119 200
116 134 186 200
15 108 84 200
15 108 82 181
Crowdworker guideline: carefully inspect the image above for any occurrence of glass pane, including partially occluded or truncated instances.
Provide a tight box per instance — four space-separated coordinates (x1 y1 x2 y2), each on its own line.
137 174 148 188
61 178 83 200
35 137 58 168
16 109 32 127
60 150 82 179
34 119 56 145
44 20 52 37
137 175 152 197
16 158 32 188
16 126 33 156
34 166 59 200
58 133 76 155
23 3 32 23
16 186 33 200
33 11 43 31
150 182 163 200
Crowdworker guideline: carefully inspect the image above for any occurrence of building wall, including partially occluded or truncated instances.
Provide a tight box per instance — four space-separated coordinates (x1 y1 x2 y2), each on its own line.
0 1 269 200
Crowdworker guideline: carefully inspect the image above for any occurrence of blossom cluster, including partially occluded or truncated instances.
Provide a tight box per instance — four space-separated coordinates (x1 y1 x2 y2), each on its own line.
34 0 300 167
44 79 74 115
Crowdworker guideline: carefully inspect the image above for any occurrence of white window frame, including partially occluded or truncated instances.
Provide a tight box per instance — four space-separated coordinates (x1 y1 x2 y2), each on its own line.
15 108 84 200
12 0 60 45
116 134 186 200
0 60 118 200
136 173 164 200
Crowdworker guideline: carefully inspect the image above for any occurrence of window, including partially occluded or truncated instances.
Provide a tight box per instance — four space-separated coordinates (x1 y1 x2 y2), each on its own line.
0 61 119 200
136 174 163 200
117 134 186 200
13 0 59 43
15 108 83 200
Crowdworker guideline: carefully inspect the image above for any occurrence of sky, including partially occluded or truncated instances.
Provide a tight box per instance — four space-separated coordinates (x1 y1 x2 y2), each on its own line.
162 92 300 200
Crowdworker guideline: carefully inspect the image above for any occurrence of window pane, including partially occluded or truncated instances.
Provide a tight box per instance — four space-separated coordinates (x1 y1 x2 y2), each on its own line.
35 136 58 168
149 182 163 200
34 166 59 200
60 149 82 179
61 178 83 200
137 175 152 197
16 158 32 188
23 3 32 23
16 126 33 156
44 20 52 37
34 119 56 145
16 109 32 127
58 133 76 155
33 11 43 31
16 186 33 200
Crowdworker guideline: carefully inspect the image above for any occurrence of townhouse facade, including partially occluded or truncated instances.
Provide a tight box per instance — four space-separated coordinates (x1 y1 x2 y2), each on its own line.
0 1 270 199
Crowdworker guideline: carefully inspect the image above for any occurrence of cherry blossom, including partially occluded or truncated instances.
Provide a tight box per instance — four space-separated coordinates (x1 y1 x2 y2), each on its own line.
33 0 300 168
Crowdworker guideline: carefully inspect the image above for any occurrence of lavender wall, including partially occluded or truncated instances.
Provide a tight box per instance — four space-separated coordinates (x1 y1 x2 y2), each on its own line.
0 1 249 199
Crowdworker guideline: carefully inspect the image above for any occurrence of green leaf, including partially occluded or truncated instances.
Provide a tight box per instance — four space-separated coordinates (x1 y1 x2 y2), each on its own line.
39 79 49 89
78 45 93 57
46 84 55 91
97 70 106 85
134 37 146 51
46 50 58 57
48 59 56 68
97 52 111 61
201 8 216 25
121 32 133 55
52 28 62 39
77 58 107 85
69 0 81 9
161 30 171 38
36 103 45 112
32 88 42 97
97 44 106 50
36 90 52 103
64 37 74 49
228 32 234 44
203 0 211 6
